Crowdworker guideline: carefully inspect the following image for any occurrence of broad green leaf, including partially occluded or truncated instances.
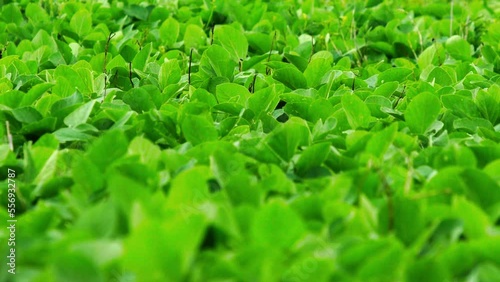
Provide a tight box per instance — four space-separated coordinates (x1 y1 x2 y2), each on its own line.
128 136 161 169
476 87 500 124
442 94 480 118
357 240 403 281
366 123 398 158
200 45 235 80
158 60 181 90
70 9 92 38
461 168 500 212
452 196 490 239
124 206 206 281
365 95 392 118
393 196 424 245
87 130 128 171
272 67 307 90
216 83 251 105
181 115 218 146
132 43 152 72
247 85 280 118
53 128 94 143
304 56 333 88
214 25 248 62
184 24 207 51
446 35 472 61
159 17 180 47
106 55 127 71
406 258 449 282
417 44 445 69
64 100 96 127
26 3 51 24
342 94 372 129
373 82 398 98
427 67 453 86
265 117 310 161
11 106 43 123
53 252 104 282
378 67 412 84
2 4 23 25
295 142 331 176
123 87 156 113
166 166 211 208
72 155 104 194
404 92 441 134
251 200 305 249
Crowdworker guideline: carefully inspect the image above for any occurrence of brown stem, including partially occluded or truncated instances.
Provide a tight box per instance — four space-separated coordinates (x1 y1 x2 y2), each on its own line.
266 31 277 75
188 48 193 85
129 62 133 87
249 72 257 93
210 26 215 45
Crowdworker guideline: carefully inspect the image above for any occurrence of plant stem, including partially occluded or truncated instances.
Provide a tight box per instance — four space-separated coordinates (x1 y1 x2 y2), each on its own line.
103 32 115 100
5 121 13 151
266 31 277 75
188 48 193 85
129 62 133 87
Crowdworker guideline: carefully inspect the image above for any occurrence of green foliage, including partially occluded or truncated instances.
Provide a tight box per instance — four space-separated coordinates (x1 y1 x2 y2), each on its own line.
0 0 499 281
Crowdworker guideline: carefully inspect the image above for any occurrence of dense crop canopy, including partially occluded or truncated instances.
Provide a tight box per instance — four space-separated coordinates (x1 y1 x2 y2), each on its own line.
0 0 499 281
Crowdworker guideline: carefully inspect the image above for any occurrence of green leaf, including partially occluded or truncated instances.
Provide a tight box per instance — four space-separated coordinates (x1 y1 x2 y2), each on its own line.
181 115 218 146
70 9 92 39
53 128 94 143
427 67 453 86
200 45 235 80
166 166 211 208
184 24 207 51
214 25 248 62
461 168 500 212
128 136 162 169
11 106 43 123
124 205 206 281
87 130 128 171
446 35 472 61
64 100 96 127
342 94 372 129
366 123 398 158
26 3 51 24
132 43 152 72
159 17 180 47
251 200 305 249
406 258 449 282
452 196 490 239
476 87 500 124
441 94 480 118
272 67 307 90
373 82 398 98
378 67 412 84
247 85 280 118
265 117 310 162
158 60 181 90
404 92 441 134
123 88 156 113
72 155 104 194
2 4 23 25
393 196 424 245
304 56 333 88
295 142 331 176
216 83 251 105
53 252 104 282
